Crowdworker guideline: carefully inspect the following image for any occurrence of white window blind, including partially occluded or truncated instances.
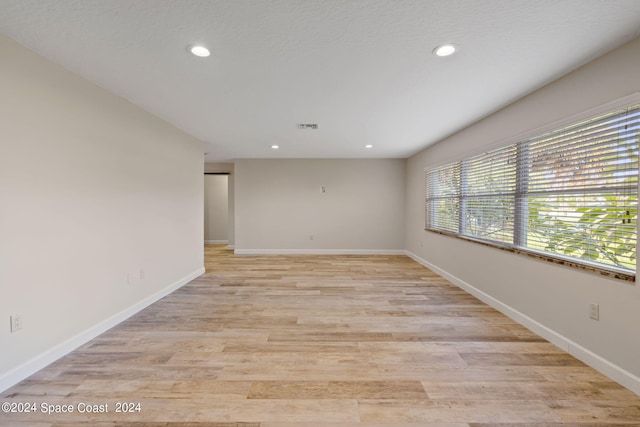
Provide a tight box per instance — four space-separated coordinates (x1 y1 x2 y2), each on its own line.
425 162 460 233
425 103 640 279
463 145 517 244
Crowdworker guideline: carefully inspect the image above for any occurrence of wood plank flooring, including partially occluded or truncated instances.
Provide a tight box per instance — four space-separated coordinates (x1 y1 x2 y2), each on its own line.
2 244 640 426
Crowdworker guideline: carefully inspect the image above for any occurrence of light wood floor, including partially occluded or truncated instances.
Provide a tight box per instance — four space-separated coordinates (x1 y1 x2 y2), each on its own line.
3 245 640 426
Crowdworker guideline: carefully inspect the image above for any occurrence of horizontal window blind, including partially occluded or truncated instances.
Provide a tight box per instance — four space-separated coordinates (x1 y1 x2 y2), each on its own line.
522 106 639 271
463 144 517 243
425 102 640 279
425 162 460 233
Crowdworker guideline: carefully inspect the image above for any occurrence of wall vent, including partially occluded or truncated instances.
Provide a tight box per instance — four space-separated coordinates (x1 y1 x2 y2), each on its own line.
297 123 318 129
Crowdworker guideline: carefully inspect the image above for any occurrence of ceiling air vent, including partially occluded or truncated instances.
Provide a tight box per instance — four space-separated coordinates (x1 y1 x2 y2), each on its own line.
297 123 318 130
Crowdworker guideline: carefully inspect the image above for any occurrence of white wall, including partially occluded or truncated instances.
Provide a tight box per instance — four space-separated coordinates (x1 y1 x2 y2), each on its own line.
204 175 229 243
405 37 640 389
235 159 405 253
0 35 204 390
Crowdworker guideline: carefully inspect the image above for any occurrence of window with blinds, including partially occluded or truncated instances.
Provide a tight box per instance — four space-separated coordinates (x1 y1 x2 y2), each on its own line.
425 102 640 280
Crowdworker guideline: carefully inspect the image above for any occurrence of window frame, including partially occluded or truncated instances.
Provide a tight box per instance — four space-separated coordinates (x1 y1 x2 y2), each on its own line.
424 94 640 283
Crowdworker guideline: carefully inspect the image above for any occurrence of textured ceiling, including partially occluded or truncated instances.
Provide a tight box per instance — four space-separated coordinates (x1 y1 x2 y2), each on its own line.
2 0 640 162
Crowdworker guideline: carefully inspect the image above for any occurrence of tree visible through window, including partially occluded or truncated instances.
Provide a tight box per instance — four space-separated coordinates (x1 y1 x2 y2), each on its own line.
425 103 640 279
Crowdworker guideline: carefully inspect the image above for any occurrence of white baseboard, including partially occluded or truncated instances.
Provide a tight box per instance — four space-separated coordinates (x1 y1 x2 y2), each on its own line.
227 244 235 250
405 250 640 396
234 249 406 255
205 240 229 244
0 267 205 393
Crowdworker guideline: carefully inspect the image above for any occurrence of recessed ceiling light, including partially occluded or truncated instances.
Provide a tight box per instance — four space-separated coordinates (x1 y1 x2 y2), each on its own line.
189 45 210 57
365 144 373 149
271 145 280 149
433 44 457 57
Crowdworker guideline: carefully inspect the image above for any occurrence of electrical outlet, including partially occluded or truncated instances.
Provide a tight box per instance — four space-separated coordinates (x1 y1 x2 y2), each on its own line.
589 303 600 321
10 315 22 333
139 269 145 280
